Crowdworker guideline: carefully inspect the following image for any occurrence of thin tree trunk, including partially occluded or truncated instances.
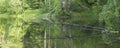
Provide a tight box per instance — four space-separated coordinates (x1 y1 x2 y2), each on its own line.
54 39 57 48
63 25 69 48
48 26 51 48
44 30 47 48
69 30 74 48
48 0 51 8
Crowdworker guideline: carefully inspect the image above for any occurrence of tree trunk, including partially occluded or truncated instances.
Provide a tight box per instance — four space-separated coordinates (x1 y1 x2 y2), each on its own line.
44 30 47 48
48 26 51 48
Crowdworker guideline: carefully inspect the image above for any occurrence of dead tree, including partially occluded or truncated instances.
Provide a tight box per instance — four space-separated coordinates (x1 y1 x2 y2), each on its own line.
61 0 70 11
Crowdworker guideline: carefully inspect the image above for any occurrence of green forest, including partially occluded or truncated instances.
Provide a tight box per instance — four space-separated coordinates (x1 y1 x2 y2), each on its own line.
0 0 120 48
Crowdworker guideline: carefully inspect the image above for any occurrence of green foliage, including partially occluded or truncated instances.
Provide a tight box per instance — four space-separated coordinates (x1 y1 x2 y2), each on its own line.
25 0 43 9
0 0 9 13
0 0 120 48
